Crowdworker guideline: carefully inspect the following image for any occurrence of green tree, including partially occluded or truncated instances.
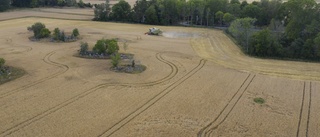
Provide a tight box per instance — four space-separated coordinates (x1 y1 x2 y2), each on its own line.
31 22 46 38
11 0 32 7
0 58 5 67
79 42 89 55
111 53 121 68
94 0 111 21
93 39 107 54
228 17 256 52
65 0 77 6
159 0 179 25
106 40 119 55
72 28 79 37
145 5 159 25
0 0 10 12
215 11 224 26
39 28 51 38
249 29 282 56
110 0 132 22
53 28 61 40
132 0 149 23
285 0 317 39
223 13 235 26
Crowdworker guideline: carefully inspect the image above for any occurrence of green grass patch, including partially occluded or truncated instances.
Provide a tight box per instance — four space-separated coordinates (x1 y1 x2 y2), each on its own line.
0 67 25 85
254 97 265 104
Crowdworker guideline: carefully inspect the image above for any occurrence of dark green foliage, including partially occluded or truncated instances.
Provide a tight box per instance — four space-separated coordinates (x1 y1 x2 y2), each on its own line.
0 58 5 67
110 0 132 22
106 40 119 55
53 28 61 40
254 97 265 104
79 42 89 55
249 29 282 57
93 39 119 55
11 0 32 7
132 0 149 23
78 0 85 8
72 28 79 37
93 1 111 21
111 53 121 68
93 39 107 54
30 22 47 39
39 28 51 38
0 0 10 12
145 5 159 25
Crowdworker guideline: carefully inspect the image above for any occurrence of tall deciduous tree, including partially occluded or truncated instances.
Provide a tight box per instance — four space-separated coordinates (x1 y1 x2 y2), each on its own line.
132 0 149 23
93 0 111 21
145 5 159 25
215 11 224 26
228 17 256 52
110 0 132 22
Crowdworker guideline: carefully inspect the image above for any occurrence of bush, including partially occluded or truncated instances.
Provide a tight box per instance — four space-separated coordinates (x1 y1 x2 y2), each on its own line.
60 31 66 41
53 28 61 40
72 28 79 37
0 58 5 67
79 42 89 55
106 39 119 55
111 53 121 68
93 39 107 54
93 39 119 55
254 97 265 104
31 22 46 38
39 28 51 38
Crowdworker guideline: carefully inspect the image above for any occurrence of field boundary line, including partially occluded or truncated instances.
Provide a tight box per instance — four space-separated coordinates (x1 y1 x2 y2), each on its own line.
198 74 255 137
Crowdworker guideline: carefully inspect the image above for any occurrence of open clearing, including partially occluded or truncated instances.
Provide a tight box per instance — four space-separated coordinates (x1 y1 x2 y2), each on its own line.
0 9 319 137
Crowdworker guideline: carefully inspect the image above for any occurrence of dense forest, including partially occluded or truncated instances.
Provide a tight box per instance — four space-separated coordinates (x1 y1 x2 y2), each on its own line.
94 0 320 61
1 0 320 61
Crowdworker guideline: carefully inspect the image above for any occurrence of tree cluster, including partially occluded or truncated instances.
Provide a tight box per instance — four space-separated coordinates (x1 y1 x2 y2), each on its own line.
228 0 320 61
1 0 92 11
28 22 80 41
94 0 284 26
79 38 119 57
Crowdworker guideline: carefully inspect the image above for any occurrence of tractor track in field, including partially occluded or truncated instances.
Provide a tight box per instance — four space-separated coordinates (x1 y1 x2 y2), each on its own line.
296 81 312 137
97 59 206 137
198 74 255 137
0 50 69 99
0 52 183 136
0 38 32 55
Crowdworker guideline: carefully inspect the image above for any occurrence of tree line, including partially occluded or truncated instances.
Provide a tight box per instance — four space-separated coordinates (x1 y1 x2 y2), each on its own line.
0 0 91 11
94 0 284 26
227 0 320 61
96 0 320 61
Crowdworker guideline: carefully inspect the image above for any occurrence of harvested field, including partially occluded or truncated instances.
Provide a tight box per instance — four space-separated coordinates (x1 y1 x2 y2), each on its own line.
0 9 320 137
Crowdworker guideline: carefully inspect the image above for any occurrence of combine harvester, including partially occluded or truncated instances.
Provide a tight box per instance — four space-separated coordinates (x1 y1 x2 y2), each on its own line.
145 27 163 35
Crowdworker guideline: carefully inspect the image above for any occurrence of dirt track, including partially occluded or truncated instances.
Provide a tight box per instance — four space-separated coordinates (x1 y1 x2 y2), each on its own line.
0 9 319 137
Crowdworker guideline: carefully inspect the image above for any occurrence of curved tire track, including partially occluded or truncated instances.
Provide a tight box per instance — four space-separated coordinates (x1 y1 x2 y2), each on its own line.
0 52 182 136
97 59 206 137
0 38 32 55
198 74 255 137
0 50 69 99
